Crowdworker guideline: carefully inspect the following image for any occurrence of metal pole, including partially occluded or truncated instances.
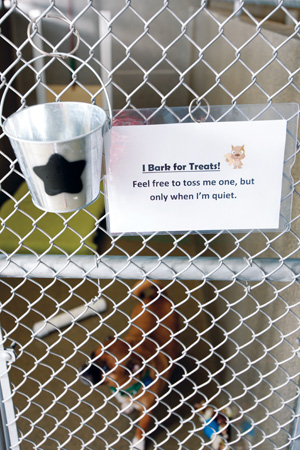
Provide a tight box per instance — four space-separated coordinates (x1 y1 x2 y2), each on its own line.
0 327 19 450
0 254 299 282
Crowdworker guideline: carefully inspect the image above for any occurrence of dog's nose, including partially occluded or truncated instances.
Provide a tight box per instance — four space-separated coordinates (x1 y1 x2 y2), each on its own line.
79 363 103 385
79 364 92 385
80 363 90 375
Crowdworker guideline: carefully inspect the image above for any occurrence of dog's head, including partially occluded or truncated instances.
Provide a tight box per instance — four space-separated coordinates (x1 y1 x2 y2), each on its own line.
80 337 144 389
231 145 245 160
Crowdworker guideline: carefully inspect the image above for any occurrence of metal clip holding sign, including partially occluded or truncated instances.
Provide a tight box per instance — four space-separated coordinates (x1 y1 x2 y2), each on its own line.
0 16 112 213
189 97 211 123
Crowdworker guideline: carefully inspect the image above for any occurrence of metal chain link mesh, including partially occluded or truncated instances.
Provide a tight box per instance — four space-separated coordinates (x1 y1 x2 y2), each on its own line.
1 1 300 449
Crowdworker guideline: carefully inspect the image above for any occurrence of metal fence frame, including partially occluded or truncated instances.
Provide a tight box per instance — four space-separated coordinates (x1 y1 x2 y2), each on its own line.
1 1 300 449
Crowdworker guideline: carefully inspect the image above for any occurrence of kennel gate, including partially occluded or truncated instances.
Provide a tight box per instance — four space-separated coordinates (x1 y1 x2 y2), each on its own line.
1 1 300 449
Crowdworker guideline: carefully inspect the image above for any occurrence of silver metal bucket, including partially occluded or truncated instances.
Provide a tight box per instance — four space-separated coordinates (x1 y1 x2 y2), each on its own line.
3 102 110 212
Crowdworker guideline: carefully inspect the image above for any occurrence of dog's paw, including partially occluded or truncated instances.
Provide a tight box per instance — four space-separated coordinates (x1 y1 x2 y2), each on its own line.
131 436 145 450
123 404 136 415
115 393 136 415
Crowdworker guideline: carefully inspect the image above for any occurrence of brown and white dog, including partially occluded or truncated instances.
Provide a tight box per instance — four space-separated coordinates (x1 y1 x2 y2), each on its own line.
80 279 179 450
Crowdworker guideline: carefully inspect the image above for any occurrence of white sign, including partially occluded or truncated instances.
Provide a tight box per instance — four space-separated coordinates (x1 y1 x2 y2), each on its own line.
105 120 287 234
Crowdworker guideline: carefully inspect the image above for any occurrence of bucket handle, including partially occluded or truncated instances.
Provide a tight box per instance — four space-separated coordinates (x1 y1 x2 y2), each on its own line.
0 54 113 128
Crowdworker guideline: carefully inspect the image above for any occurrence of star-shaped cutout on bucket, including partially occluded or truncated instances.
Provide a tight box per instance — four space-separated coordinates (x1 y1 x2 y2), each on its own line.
33 154 86 196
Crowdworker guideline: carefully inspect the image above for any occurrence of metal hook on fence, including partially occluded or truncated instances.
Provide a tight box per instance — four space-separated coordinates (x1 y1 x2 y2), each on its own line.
27 14 81 59
0 54 113 127
189 97 210 123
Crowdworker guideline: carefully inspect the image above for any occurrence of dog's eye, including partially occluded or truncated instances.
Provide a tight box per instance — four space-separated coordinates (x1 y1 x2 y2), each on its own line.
101 363 109 373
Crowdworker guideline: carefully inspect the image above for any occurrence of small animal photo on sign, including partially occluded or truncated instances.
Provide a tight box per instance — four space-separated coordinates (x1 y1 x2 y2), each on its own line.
224 145 246 169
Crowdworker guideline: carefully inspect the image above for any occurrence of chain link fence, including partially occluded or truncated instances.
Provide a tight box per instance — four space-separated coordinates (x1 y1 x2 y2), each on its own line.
1 1 300 449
